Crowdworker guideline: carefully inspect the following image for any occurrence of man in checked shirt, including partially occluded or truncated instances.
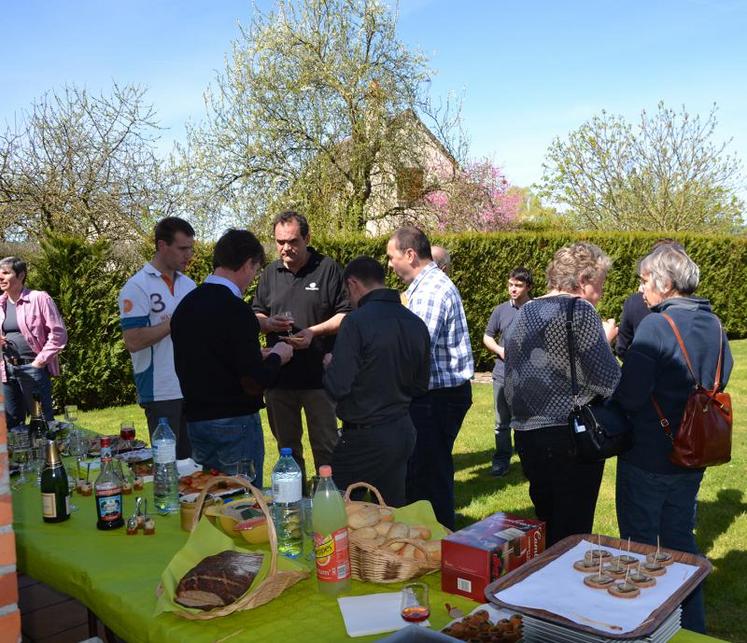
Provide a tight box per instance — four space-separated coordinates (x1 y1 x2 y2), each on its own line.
386 227 474 530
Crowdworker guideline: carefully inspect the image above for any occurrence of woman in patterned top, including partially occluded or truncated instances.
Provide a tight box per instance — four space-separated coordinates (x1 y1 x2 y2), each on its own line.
504 242 620 546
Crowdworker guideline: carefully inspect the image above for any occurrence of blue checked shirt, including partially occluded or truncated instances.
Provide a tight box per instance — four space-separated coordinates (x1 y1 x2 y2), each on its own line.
405 262 474 389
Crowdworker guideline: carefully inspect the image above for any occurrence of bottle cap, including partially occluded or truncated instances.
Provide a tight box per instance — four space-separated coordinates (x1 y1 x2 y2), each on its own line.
280 447 292 456
319 465 332 477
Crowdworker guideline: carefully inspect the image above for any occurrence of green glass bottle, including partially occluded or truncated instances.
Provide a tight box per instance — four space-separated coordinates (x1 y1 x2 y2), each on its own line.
41 440 70 523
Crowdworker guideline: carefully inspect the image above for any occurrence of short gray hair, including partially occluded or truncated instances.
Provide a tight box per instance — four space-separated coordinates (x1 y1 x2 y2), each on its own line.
639 246 699 295
0 256 27 283
546 242 612 292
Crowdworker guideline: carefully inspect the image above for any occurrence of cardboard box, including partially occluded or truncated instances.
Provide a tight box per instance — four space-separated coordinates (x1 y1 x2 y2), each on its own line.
441 513 545 602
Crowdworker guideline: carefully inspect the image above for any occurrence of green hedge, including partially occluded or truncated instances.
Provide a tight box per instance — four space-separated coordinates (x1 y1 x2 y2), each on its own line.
22 230 747 410
314 231 747 372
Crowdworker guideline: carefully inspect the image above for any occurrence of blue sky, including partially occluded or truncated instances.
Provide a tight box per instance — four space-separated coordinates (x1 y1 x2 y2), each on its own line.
2 0 746 196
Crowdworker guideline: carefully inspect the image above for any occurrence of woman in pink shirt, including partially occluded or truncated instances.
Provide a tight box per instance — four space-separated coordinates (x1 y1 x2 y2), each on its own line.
0 257 67 427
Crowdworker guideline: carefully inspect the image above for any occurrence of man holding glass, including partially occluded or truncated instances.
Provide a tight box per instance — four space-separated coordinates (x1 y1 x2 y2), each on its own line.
171 229 293 485
252 211 350 482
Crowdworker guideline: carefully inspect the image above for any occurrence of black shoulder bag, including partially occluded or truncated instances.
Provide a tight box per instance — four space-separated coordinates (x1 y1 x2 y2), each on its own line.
566 297 632 462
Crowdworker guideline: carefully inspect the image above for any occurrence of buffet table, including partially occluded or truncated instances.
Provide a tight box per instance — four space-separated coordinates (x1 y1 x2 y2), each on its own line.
11 481 725 643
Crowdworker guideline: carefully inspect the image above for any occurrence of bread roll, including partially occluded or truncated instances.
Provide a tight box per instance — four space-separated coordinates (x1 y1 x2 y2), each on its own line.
408 525 431 540
354 526 378 540
345 503 364 517
348 506 380 529
387 541 406 552
422 540 441 561
374 521 393 536
399 544 416 559
386 522 409 540
378 507 394 522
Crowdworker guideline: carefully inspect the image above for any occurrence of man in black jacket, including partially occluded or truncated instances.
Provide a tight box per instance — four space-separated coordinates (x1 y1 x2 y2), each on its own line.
171 229 292 486
322 256 430 506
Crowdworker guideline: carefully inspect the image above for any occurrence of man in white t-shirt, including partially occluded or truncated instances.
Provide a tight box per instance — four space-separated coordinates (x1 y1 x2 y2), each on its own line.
119 217 196 458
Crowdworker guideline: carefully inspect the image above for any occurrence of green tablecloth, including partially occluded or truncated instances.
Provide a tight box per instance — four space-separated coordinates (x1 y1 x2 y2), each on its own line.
12 481 726 642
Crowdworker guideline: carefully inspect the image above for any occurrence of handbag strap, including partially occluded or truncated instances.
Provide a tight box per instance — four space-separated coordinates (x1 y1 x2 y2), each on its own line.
565 296 579 402
651 311 725 439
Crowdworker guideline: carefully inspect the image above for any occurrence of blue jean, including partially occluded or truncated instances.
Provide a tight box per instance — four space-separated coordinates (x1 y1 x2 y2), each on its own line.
187 413 265 489
3 362 54 427
492 378 512 466
406 381 472 530
616 460 706 633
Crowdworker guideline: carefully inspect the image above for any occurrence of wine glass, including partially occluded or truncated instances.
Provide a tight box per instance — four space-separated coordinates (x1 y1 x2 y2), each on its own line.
400 583 430 623
64 462 79 512
9 432 31 488
120 421 136 453
64 405 78 423
278 311 294 336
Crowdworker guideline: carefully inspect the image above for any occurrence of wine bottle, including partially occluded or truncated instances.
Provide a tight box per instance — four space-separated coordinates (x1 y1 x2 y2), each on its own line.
28 395 49 446
41 440 70 523
94 437 124 530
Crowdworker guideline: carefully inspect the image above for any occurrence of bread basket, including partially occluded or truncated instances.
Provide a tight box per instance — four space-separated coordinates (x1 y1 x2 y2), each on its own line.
343 481 443 583
171 475 308 620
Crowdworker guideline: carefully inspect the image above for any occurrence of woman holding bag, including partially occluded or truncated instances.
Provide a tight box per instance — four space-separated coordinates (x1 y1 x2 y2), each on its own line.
504 242 620 547
613 246 732 633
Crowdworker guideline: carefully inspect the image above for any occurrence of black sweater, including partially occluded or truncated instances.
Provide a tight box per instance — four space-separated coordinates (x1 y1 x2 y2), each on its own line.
171 283 282 421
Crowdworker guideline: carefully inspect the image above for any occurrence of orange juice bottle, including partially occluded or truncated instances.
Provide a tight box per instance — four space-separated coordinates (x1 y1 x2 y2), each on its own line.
311 466 351 595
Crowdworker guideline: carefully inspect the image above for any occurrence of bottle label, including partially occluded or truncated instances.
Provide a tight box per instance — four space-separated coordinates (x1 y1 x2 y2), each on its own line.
153 441 176 464
42 493 58 518
96 486 123 522
273 478 302 504
314 527 350 583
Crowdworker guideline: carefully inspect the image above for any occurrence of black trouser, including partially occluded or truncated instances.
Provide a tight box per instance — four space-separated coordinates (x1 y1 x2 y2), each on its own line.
514 425 604 547
406 381 472 530
141 398 191 460
332 415 416 507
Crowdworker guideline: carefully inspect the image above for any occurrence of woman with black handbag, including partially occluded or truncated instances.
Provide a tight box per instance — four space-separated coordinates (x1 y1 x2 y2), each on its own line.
613 246 733 633
504 242 620 547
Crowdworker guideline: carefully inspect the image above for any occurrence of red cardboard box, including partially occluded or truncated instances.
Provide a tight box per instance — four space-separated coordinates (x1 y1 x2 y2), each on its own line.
441 513 545 602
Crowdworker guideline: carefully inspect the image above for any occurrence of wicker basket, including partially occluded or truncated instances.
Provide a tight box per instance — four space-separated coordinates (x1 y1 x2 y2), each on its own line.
343 481 442 583
169 476 308 620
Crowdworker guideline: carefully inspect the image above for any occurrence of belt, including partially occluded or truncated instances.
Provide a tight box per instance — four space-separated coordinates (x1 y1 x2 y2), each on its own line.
342 421 377 431
5 356 35 366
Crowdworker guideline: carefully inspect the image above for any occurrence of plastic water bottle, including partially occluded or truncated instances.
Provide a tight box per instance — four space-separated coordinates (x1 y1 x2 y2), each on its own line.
152 417 179 514
312 465 351 595
271 448 303 558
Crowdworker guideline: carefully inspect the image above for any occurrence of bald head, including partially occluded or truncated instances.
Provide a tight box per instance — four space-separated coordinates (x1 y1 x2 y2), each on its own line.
431 245 451 275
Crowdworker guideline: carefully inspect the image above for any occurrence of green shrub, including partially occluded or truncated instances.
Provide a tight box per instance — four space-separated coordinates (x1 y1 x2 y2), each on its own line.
22 229 747 408
27 232 138 409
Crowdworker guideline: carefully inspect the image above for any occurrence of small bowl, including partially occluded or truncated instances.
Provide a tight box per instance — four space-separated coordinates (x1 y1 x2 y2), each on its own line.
179 493 220 532
213 497 269 544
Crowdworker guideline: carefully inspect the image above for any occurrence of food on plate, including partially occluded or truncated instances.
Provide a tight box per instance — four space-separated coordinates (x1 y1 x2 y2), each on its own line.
603 559 628 578
583 573 615 589
585 547 612 561
175 551 264 610
642 560 667 576
442 609 522 642
628 568 656 588
178 471 244 496
608 580 641 599
617 553 639 566
573 558 598 572
646 550 673 566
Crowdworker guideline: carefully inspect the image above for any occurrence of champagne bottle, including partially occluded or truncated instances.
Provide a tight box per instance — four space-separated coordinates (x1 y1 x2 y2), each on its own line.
28 395 49 445
41 440 70 523
94 437 124 530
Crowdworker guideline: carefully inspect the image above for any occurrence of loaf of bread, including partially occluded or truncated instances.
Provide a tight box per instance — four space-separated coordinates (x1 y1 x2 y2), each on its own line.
175 551 264 609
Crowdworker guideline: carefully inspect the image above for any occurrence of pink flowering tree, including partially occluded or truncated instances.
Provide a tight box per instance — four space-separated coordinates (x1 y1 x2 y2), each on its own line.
423 159 521 231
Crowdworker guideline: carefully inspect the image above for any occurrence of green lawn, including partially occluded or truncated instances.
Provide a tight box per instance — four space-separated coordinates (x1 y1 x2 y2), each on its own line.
72 339 746 642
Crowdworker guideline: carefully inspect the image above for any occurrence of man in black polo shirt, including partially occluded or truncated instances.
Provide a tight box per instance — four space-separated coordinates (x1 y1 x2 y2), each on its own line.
322 257 430 506
482 267 533 477
171 229 293 485
253 211 350 481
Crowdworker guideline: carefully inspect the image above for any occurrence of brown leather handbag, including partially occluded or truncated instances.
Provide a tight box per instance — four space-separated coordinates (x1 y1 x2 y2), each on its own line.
651 313 732 468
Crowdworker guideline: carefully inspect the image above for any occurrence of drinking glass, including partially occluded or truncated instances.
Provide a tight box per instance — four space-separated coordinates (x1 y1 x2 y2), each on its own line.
64 405 78 420
301 497 314 561
10 432 31 487
224 459 256 483
279 311 294 336
64 463 79 512
68 429 88 458
400 583 430 623
30 444 44 487
120 421 136 453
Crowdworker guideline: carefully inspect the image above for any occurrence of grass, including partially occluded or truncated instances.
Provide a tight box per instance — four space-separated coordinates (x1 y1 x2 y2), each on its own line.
71 339 747 642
